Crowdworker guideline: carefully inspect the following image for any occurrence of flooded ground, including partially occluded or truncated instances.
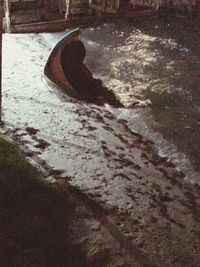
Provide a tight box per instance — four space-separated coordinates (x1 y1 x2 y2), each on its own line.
81 17 200 183
3 17 200 183
2 15 200 266
37 16 200 183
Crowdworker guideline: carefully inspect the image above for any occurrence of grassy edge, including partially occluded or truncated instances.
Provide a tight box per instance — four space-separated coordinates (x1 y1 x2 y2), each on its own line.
0 135 74 266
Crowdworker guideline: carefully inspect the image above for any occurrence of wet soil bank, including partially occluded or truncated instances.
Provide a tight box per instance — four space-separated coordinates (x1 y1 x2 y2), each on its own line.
3 120 200 267
0 136 134 267
0 137 71 267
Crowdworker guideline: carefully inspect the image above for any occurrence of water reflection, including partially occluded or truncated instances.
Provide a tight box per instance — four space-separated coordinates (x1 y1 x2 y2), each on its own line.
81 17 200 179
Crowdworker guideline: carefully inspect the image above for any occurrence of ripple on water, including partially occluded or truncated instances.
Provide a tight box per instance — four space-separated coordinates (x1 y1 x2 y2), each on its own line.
82 22 200 183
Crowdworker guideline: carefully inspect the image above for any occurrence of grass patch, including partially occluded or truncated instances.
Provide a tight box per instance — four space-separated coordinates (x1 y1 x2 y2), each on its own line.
0 136 76 266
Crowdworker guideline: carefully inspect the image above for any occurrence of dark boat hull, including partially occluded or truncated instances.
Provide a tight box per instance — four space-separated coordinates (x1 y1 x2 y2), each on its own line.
44 28 123 107
44 28 88 101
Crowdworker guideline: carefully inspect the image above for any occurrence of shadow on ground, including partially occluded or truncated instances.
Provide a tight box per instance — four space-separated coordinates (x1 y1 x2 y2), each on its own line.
0 137 88 267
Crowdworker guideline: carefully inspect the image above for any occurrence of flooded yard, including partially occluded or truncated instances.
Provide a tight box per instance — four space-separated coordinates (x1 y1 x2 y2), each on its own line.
2 16 200 266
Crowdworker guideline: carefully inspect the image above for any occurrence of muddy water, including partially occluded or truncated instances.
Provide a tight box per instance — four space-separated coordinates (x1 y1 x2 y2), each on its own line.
78 17 200 183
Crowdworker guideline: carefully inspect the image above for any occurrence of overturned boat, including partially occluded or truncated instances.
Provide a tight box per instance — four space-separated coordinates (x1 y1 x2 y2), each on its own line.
44 28 123 107
44 28 84 100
